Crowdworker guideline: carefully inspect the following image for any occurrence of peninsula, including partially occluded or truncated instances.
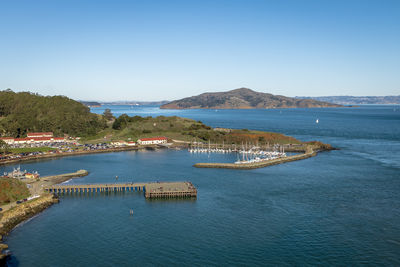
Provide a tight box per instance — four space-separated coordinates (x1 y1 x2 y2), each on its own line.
160 88 342 109
0 89 334 166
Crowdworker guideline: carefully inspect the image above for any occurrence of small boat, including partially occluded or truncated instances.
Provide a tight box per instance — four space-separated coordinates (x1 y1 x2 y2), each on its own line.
316 119 319 124
4 166 39 179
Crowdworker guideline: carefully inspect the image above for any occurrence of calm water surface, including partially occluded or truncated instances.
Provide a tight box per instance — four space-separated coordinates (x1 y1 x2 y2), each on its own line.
3 105 400 266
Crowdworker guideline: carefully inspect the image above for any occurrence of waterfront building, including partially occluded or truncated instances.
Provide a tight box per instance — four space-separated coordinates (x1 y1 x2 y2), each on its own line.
127 141 136 146
27 132 53 138
14 138 32 144
0 135 67 146
137 137 167 145
111 140 128 146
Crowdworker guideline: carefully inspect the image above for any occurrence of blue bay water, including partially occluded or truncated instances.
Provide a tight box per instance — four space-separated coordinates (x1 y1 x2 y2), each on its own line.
3 105 400 266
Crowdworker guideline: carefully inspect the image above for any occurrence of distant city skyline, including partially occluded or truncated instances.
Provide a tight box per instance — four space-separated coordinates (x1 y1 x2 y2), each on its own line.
1 0 399 101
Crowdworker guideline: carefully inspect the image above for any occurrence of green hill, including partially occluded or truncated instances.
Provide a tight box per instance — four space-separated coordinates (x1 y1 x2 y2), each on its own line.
0 89 106 137
161 88 342 109
85 114 302 145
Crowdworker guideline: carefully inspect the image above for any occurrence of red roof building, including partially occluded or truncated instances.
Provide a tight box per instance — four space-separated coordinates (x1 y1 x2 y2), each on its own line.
31 137 52 142
27 132 53 138
14 138 32 143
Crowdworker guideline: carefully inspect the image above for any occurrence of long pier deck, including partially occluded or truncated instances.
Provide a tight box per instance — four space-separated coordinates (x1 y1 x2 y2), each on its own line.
44 182 197 199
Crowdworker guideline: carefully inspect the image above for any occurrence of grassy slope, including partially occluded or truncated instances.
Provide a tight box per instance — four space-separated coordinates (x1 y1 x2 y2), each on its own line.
0 178 30 205
84 116 302 145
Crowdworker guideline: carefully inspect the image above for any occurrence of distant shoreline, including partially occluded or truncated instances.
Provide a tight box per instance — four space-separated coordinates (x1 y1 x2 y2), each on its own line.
160 106 351 110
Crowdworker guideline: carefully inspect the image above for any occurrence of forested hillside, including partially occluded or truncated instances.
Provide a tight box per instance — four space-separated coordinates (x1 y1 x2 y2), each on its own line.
0 89 106 137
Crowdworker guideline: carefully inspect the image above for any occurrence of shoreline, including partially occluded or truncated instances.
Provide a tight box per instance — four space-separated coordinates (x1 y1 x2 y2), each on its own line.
0 169 89 263
0 146 147 166
0 194 59 263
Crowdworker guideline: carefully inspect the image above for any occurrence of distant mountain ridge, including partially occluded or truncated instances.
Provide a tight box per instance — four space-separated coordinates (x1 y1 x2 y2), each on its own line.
160 88 342 109
297 96 400 105
101 100 170 106
79 100 170 106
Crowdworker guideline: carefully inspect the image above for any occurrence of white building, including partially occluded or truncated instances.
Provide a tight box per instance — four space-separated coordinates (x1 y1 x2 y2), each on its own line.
0 136 66 145
111 140 128 146
14 138 32 144
127 141 137 146
137 137 167 145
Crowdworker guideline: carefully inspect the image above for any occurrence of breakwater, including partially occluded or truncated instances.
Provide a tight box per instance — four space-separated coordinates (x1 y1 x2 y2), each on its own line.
193 150 317 170
41 170 89 184
0 194 59 262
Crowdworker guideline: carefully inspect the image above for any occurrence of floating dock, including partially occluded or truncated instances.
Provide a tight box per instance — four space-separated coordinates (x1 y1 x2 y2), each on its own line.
44 182 197 199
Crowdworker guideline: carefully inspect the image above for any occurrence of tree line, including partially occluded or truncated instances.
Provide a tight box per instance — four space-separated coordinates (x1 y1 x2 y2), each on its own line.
0 89 107 137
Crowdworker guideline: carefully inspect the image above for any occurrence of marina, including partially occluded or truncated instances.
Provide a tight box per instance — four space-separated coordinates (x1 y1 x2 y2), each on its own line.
194 149 316 169
189 141 290 166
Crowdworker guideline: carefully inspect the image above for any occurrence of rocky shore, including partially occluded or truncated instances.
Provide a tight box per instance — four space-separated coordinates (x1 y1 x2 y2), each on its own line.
0 194 59 263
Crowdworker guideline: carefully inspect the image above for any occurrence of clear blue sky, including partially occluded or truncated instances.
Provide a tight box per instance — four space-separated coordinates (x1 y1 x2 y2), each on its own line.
1 0 399 101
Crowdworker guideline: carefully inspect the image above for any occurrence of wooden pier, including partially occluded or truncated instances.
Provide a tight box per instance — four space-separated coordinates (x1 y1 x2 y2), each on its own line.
44 182 197 199
145 182 197 198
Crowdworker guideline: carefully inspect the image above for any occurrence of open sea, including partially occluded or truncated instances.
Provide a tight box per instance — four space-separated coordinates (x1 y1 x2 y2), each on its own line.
3 105 400 266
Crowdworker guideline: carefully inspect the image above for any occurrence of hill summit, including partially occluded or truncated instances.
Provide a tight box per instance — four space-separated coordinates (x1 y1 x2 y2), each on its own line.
160 88 342 109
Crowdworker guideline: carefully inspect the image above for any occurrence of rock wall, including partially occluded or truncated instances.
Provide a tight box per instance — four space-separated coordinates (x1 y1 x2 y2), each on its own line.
0 194 59 263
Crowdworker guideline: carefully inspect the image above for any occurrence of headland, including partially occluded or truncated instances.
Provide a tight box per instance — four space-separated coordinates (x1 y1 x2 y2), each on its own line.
160 88 343 109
